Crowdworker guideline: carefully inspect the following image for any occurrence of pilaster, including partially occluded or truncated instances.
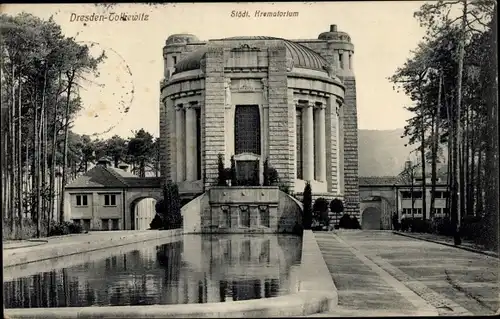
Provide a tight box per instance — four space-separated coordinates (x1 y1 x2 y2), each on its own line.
203 46 226 189
267 45 292 188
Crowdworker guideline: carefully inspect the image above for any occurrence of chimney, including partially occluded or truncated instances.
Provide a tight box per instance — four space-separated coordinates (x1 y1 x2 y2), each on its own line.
118 164 129 172
330 24 337 32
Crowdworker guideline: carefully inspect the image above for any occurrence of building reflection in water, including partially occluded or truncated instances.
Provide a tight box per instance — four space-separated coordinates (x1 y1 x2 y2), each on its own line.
3 234 302 308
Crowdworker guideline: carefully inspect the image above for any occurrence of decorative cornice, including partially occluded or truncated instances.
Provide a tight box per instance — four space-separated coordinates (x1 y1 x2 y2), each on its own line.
170 89 202 100
224 67 268 73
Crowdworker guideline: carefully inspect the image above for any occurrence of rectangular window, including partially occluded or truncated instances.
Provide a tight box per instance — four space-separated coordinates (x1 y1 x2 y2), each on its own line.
104 194 117 206
220 208 231 228
260 208 269 227
338 52 343 69
234 105 261 155
172 56 177 65
102 219 109 230
76 195 88 207
413 191 423 199
240 208 250 227
401 191 412 199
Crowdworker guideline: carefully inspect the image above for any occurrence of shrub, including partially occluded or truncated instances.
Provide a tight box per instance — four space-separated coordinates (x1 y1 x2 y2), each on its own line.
431 217 455 236
339 213 352 229
217 154 227 186
230 155 237 186
410 218 431 233
392 213 400 231
263 158 270 186
302 182 313 229
329 198 344 227
460 215 482 240
279 184 290 194
313 198 329 226
48 220 82 237
151 182 183 230
263 158 280 186
401 217 411 232
329 199 344 214
351 216 361 229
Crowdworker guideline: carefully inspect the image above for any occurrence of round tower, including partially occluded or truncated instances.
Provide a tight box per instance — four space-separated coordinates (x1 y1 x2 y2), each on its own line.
319 24 359 218
318 24 355 77
163 34 200 79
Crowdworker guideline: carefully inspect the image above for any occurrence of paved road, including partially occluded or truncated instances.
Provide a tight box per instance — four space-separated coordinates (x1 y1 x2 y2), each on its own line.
314 230 499 316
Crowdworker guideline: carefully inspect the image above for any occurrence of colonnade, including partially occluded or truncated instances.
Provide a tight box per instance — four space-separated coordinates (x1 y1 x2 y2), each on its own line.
299 102 327 183
175 102 199 182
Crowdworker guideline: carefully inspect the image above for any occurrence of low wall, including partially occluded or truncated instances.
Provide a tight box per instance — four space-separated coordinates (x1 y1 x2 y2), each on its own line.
3 229 182 268
4 231 337 318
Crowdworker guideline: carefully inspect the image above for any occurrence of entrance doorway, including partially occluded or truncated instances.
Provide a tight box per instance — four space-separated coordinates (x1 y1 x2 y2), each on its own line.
130 197 157 230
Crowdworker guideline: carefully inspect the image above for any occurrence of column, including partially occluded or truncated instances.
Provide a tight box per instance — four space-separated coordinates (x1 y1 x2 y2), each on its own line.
317 105 327 182
176 106 186 182
185 104 197 181
302 103 314 181
263 106 269 159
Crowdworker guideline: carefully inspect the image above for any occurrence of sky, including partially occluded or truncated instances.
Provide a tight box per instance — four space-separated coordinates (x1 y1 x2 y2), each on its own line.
2 1 428 139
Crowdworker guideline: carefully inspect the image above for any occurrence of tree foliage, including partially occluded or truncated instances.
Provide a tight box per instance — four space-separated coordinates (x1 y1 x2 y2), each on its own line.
390 0 498 249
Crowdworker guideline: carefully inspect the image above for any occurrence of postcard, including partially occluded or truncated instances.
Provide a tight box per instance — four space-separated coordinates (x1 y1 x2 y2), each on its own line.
1 1 498 318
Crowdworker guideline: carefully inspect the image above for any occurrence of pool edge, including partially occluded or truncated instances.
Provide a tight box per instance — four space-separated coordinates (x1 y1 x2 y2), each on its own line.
4 230 338 318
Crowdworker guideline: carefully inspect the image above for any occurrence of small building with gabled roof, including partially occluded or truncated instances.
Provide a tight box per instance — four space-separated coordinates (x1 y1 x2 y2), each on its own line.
64 157 164 231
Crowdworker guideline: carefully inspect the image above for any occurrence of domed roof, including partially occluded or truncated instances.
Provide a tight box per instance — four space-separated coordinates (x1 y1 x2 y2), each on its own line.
173 36 328 74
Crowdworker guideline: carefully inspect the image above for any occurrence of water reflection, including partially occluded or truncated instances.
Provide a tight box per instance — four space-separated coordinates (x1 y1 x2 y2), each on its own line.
3 234 302 308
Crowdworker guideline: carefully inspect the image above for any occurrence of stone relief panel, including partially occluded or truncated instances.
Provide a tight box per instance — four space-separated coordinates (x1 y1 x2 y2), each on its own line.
231 78 262 93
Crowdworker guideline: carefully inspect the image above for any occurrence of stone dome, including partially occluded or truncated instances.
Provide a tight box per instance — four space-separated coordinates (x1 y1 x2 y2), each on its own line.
165 34 200 46
173 36 329 74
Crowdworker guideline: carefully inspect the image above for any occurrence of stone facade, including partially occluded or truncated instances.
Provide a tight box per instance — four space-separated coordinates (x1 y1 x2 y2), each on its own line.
160 25 359 217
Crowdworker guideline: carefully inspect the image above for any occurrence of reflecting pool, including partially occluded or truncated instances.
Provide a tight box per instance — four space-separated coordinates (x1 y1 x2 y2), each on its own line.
3 234 303 308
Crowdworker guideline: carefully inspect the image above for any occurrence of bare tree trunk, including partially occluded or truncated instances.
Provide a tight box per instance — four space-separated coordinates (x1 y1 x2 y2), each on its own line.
17 74 23 236
454 0 468 239
446 98 453 218
37 67 48 237
430 72 442 219
49 72 62 222
464 101 470 216
483 3 498 251
9 64 16 237
469 108 476 215
420 123 427 220
59 70 75 223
